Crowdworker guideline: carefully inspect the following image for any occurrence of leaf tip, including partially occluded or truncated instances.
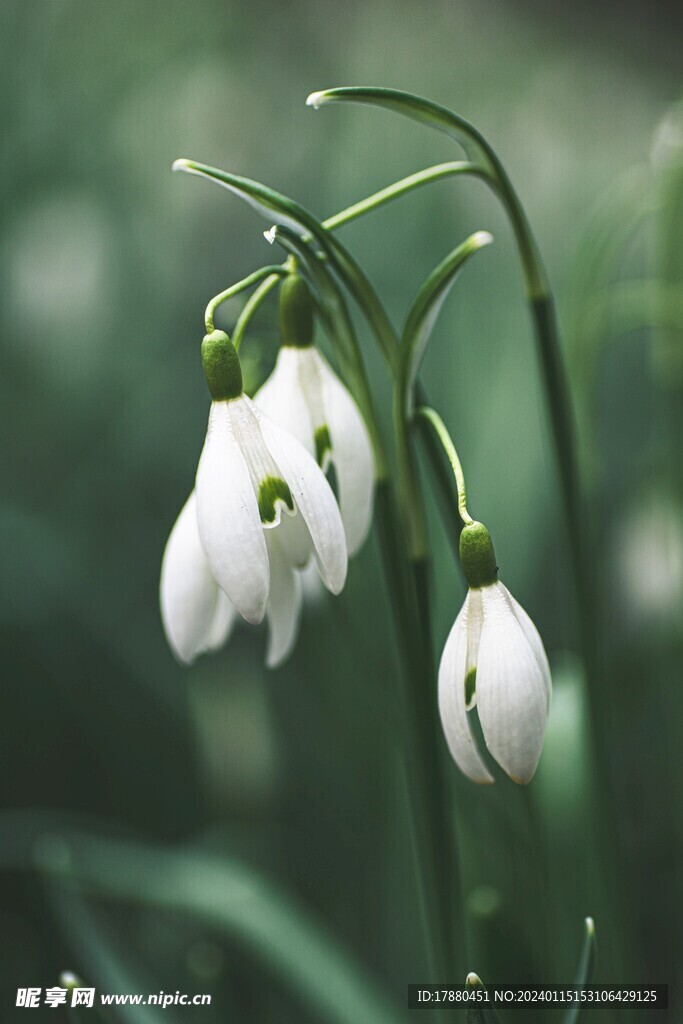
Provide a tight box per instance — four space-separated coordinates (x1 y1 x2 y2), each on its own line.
306 91 326 109
172 158 193 174
263 226 277 245
472 230 494 249
466 972 483 991
585 916 595 937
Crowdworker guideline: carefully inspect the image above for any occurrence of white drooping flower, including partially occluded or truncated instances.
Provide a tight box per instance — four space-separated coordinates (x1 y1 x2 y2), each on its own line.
159 328 347 667
438 521 551 785
160 492 305 668
253 275 374 556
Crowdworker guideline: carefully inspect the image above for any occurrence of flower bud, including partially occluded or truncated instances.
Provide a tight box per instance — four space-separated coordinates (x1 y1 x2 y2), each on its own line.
201 330 243 401
459 521 497 589
279 274 314 348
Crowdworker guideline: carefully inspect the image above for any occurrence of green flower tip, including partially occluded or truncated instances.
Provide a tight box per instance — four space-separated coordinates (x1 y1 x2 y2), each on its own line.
585 916 595 937
459 521 498 589
314 424 332 466
464 667 477 707
258 475 294 524
280 274 315 348
201 330 243 401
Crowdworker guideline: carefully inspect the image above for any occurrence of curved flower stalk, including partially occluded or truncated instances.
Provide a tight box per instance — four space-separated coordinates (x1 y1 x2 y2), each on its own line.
418 408 551 785
254 275 375 556
160 329 347 667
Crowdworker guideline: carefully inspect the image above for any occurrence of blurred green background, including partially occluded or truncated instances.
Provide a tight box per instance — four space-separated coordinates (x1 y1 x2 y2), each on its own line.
1 0 682 1020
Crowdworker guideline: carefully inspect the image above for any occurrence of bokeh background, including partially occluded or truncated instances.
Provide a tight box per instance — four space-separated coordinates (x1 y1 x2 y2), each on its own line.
1 0 682 1020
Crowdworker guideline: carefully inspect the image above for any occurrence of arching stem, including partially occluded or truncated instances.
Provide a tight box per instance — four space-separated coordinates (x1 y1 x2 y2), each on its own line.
415 407 473 527
204 265 288 334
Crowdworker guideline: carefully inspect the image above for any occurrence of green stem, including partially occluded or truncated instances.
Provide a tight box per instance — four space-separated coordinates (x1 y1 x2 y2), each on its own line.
323 166 487 382
392 397 430 560
415 407 473 526
394 230 492 558
323 161 485 232
413 396 462 563
374 484 460 983
306 88 581 578
232 272 283 351
269 232 458 982
310 87 638 980
204 264 288 334
209 164 477 349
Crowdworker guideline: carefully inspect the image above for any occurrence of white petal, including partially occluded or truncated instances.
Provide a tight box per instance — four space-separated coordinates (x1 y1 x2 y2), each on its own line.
205 589 237 652
498 582 552 707
464 587 483 708
253 348 315 456
438 594 494 784
228 396 293 528
475 582 550 784
275 507 313 569
265 530 303 668
195 401 269 624
247 397 348 595
314 349 375 556
160 493 221 664
300 559 325 606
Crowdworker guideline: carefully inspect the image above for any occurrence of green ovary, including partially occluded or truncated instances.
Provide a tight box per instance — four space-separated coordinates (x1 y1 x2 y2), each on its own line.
464 667 477 707
257 476 294 524
314 424 332 466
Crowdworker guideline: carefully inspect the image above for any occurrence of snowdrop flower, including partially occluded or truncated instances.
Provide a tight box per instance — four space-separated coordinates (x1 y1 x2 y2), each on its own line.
254 275 374 556
160 492 237 664
438 521 551 785
160 492 305 668
160 328 347 667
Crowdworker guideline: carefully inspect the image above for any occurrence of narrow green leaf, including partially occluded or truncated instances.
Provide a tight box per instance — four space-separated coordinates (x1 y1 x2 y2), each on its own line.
323 161 480 232
35 829 405 1024
306 87 545 299
413 398 462 563
173 158 398 370
173 159 321 238
307 87 491 167
399 231 493 415
563 917 597 1024
48 881 173 1024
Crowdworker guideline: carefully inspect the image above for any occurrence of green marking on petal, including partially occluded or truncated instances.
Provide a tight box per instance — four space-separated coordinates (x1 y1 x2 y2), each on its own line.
314 424 332 466
465 667 477 707
257 475 294 524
